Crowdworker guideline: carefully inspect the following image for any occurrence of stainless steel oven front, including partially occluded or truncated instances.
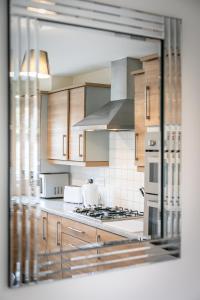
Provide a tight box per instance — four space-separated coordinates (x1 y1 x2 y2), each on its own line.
144 193 161 238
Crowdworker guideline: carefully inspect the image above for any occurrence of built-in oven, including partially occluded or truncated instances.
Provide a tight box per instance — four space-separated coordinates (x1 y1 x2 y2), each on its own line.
144 193 161 238
144 128 161 239
144 128 181 239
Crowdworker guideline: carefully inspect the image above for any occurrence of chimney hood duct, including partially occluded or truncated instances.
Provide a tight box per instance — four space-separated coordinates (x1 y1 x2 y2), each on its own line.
74 57 142 131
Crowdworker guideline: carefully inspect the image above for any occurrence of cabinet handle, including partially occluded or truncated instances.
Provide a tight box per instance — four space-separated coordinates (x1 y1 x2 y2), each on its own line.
42 217 47 240
56 221 61 246
78 134 83 157
97 234 101 243
96 235 102 256
67 226 85 234
62 134 67 156
135 133 139 161
145 85 150 120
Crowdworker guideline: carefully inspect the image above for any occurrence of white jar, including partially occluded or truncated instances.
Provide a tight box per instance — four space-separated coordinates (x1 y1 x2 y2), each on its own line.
81 179 100 207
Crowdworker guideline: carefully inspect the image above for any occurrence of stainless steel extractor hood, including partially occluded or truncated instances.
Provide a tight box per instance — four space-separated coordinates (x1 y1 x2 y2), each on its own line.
74 57 142 131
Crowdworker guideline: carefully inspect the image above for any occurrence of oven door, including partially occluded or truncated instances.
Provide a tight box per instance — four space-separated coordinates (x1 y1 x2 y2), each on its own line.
144 193 161 239
145 152 160 195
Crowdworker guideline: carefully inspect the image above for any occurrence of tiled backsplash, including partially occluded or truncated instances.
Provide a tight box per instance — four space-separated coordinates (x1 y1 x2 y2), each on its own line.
70 132 144 212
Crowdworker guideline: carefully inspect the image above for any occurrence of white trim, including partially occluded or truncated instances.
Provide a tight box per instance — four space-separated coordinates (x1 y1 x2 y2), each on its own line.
11 0 165 39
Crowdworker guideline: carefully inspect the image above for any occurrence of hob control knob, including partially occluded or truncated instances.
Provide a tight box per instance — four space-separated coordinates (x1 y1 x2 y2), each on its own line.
148 139 156 146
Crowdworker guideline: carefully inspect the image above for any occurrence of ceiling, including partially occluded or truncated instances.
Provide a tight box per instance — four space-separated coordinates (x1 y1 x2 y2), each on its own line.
34 22 160 76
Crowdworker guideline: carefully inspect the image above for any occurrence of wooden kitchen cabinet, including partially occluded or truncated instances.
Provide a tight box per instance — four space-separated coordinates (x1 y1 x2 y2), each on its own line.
34 211 62 281
61 218 98 278
62 217 97 243
34 209 49 281
38 210 48 256
132 55 161 171
10 205 49 283
47 83 110 166
37 210 48 264
96 229 127 271
61 232 97 278
46 213 62 280
141 55 160 127
96 229 144 271
29 209 145 280
132 70 146 172
69 87 85 161
47 90 69 160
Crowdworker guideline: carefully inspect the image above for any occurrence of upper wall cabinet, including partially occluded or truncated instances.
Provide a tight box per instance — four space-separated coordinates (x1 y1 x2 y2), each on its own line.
47 83 110 167
141 55 160 127
132 70 146 171
132 55 160 171
47 90 69 160
69 87 85 162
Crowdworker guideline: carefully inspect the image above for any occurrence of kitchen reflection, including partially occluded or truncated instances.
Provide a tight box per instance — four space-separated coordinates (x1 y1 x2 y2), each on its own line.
10 18 181 287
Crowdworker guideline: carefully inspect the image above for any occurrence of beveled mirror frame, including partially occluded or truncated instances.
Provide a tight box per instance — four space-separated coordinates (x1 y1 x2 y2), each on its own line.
8 0 182 287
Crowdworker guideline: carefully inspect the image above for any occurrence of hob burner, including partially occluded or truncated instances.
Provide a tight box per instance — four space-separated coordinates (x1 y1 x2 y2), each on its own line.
73 205 144 221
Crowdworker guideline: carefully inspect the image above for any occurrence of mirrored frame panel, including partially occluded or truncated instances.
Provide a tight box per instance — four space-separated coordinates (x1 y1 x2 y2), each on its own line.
8 0 182 288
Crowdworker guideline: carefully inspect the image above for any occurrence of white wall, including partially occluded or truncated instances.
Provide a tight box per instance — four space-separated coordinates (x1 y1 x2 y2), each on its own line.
40 68 110 91
72 67 111 85
70 132 144 211
1 1 200 300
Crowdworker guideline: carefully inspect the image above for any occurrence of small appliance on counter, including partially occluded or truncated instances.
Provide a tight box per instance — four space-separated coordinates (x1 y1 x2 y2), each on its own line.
81 178 101 207
40 173 69 199
64 186 83 204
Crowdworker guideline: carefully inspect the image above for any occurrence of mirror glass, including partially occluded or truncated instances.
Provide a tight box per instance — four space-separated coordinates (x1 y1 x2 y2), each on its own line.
9 12 181 287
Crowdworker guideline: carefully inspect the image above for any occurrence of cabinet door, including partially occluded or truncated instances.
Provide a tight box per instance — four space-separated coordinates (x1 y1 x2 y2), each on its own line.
69 87 85 161
96 229 144 271
61 232 97 278
62 217 97 243
134 72 145 170
96 229 126 271
143 58 160 127
47 214 62 280
48 90 69 160
36 210 48 280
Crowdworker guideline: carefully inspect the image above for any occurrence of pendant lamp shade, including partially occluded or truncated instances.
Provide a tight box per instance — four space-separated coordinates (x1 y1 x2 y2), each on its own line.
20 49 50 78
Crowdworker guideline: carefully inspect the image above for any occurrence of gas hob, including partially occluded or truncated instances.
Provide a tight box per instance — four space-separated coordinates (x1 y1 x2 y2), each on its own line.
73 206 144 222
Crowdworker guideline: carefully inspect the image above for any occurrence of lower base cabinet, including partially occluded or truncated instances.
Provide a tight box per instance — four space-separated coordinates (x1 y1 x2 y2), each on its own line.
96 229 126 271
61 218 98 278
96 229 144 271
61 233 97 278
46 214 62 280
36 210 48 281
11 206 147 283
41 213 143 278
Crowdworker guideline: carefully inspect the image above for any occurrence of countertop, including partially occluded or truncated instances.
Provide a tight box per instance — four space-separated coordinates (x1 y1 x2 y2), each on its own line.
12 196 144 240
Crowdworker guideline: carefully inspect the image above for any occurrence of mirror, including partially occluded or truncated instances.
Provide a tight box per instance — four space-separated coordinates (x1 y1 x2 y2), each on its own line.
9 1 181 288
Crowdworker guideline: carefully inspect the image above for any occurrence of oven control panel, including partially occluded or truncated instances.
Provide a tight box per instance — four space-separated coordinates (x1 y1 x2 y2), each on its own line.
145 131 160 151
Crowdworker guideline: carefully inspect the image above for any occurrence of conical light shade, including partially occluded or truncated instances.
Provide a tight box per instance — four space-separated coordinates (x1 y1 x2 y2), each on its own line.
20 49 50 78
